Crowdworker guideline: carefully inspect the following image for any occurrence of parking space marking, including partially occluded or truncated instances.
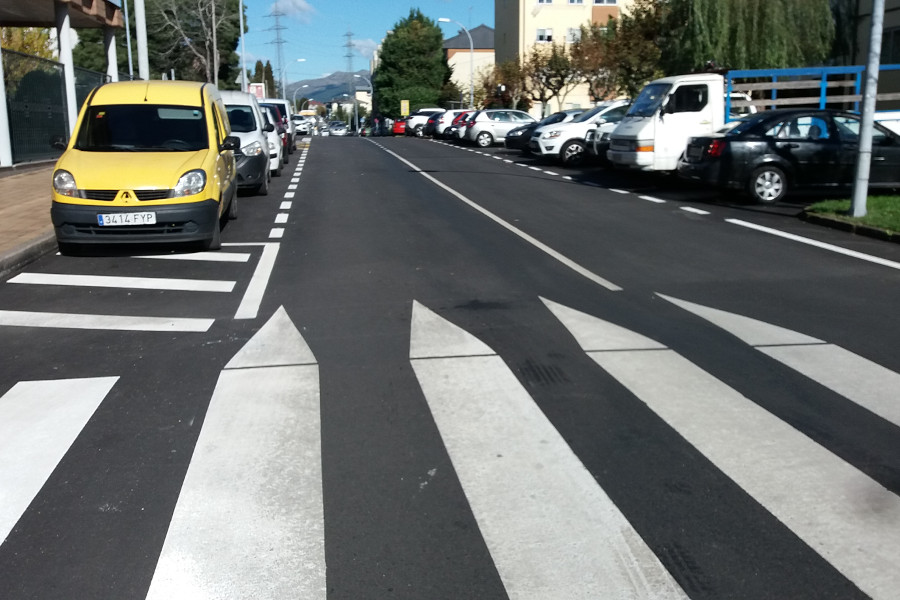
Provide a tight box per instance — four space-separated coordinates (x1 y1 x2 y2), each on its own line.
275 213 289 224
269 228 284 239
8 273 235 293
280 201 293 210
0 310 214 331
681 207 711 215
726 219 900 271
135 251 251 263
639 195 666 204
609 188 629 194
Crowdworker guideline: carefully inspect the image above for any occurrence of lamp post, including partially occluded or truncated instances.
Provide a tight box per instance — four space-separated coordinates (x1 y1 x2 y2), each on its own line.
438 17 473 109
280 58 306 98
292 84 309 108
353 74 373 134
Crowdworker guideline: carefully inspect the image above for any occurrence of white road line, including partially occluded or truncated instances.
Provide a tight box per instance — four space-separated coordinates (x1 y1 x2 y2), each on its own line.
639 195 666 203
563 175 573 181
680 206 710 215
280 201 293 210
544 297 900 600
291 177 300 183
284 191 296 199
543 170 559 176
288 184 298 190
134 252 251 263
8 273 234 293
147 308 325 599
0 310 214 331
372 142 622 291
528 166 542 171
658 294 900 429
609 188 630 194
726 219 900 270
269 228 284 239
409 302 687 599
234 242 279 320
274 213 289 224
0 377 119 544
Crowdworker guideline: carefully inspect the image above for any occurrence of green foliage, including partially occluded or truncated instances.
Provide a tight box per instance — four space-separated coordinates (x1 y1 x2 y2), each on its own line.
1 27 55 59
373 9 450 116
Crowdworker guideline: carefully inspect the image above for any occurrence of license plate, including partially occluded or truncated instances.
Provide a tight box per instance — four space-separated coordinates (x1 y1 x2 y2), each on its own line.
97 212 157 226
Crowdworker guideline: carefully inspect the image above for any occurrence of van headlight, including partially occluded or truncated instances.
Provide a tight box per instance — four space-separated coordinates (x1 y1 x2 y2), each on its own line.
53 169 80 197
173 169 206 197
241 141 264 156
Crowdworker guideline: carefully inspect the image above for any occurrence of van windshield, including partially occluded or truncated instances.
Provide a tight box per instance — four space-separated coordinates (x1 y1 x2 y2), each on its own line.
627 83 672 117
75 105 209 152
226 105 258 133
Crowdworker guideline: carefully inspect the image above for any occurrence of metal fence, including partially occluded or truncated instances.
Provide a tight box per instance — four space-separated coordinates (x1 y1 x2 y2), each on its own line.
3 49 110 164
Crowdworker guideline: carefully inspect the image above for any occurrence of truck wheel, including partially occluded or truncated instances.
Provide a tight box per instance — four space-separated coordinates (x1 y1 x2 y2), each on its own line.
560 140 586 166
748 165 787 204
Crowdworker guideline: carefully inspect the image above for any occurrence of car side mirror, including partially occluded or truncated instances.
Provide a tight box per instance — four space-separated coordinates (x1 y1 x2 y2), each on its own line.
264 123 274 132
221 135 241 151
50 134 67 150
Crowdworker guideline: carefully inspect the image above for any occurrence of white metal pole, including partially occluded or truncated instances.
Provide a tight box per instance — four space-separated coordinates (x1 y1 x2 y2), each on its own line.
239 0 247 91
851 0 885 218
439 18 474 109
134 0 149 80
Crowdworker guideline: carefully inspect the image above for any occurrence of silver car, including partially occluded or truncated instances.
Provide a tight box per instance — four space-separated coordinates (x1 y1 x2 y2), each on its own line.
463 109 536 148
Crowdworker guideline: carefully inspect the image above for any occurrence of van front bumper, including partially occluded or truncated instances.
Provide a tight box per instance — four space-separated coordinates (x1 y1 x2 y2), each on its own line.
51 199 219 245
236 153 269 189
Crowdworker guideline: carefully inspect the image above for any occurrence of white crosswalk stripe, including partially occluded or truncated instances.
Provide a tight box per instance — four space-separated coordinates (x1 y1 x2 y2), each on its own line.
410 301 688 599
146 306 326 599
542 296 900 600
0 376 119 543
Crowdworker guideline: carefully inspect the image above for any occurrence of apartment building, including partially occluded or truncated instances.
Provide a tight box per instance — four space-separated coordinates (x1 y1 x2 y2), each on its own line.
495 0 629 116
443 25 496 109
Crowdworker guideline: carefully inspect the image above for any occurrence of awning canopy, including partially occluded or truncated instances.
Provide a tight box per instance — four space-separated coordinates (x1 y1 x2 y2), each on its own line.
0 0 123 29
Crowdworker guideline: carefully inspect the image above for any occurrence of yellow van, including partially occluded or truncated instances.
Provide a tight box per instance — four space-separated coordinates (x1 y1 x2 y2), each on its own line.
51 80 238 253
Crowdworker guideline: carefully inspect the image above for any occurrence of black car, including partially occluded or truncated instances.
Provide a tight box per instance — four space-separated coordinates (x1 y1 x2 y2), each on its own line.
677 108 900 204
504 109 584 153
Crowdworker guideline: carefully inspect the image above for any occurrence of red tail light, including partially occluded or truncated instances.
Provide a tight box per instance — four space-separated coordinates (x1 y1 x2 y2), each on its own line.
707 139 726 158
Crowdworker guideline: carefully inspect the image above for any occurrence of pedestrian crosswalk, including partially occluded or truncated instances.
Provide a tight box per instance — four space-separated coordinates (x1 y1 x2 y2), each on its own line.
0 243 279 330
2 295 899 598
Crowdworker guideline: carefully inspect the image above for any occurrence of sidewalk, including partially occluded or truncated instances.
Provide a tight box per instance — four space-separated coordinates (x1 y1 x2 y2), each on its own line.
0 163 58 279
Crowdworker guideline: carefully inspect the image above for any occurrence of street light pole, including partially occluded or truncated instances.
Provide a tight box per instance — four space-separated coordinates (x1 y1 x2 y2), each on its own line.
292 84 309 108
353 74 373 135
438 18 473 109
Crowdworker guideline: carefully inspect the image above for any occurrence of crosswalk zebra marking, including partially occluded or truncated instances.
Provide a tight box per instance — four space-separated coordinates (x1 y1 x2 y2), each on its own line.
409 301 688 599
8 273 235 293
146 307 325 599
658 294 900 429
0 376 119 544
543 297 900 600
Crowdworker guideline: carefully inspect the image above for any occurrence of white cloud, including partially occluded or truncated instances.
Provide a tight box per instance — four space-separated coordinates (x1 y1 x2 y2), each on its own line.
353 38 378 60
271 0 315 22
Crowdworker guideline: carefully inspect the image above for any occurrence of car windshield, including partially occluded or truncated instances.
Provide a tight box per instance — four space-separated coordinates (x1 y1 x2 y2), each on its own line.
74 105 208 152
539 112 569 126
226 105 257 133
572 105 607 123
627 83 672 117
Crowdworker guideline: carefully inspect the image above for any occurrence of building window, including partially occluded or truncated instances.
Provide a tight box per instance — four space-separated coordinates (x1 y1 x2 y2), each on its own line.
569 0 584 4
537 28 553 43
883 27 900 63
538 0 552 4
566 28 582 43
594 0 617 4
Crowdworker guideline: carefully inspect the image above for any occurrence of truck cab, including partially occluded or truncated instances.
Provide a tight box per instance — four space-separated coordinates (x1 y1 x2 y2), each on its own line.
607 73 725 172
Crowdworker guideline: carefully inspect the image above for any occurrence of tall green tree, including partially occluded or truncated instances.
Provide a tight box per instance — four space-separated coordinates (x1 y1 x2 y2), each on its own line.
372 9 450 116
602 0 666 99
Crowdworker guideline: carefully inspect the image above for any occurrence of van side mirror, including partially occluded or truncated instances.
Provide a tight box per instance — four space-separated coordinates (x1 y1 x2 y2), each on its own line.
264 122 274 133
221 135 241 151
50 135 67 150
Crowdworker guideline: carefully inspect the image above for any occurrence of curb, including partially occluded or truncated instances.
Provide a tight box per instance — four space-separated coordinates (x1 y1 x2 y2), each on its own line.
0 232 57 281
801 212 899 244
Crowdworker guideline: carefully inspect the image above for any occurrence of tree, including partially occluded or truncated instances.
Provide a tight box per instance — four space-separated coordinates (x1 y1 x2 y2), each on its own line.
1 27 55 59
523 43 580 116
570 23 616 102
604 0 665 98
372 9 450 117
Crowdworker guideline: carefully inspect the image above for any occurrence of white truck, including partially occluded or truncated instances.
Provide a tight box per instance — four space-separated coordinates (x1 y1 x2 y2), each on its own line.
607 65 900 172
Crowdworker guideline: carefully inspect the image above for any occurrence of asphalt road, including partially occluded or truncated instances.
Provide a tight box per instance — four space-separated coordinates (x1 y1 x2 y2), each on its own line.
1 136 899 599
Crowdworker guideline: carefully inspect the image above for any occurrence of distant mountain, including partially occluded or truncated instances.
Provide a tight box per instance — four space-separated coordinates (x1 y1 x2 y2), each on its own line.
286 71 371 103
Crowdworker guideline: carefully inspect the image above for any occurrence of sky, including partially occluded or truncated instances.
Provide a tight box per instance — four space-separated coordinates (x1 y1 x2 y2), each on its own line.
239 0 494 82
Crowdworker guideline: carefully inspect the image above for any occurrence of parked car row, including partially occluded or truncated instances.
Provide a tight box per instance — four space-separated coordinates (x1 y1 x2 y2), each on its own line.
401 102 900 205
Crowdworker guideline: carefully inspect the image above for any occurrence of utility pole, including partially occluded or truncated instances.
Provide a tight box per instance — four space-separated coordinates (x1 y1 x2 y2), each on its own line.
267 9 287 97
851 0 885 218
345 31 356 133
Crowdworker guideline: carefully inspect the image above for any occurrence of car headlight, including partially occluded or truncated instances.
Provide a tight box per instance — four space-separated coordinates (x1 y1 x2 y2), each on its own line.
508 130 523 137
52 169 80 197
600 132 611 141
268 139 278 152
173 169 206 197
241 141 264 156
542 130 562 139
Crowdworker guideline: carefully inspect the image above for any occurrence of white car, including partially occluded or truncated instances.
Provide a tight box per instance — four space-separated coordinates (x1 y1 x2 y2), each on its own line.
259 106 284 177
463 109 535 147
531 100 630 166
221 90 272 195
404 108 444 137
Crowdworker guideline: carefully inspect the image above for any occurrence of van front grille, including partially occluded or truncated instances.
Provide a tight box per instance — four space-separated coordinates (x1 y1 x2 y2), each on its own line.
82 189 172 201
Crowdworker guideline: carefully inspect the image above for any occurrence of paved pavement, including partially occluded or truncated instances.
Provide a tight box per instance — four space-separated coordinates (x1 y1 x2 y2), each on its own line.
0 163 57 279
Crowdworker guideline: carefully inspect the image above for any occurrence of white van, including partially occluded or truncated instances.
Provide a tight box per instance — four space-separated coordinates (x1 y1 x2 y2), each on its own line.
220 90 272 196
262 97 296 152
